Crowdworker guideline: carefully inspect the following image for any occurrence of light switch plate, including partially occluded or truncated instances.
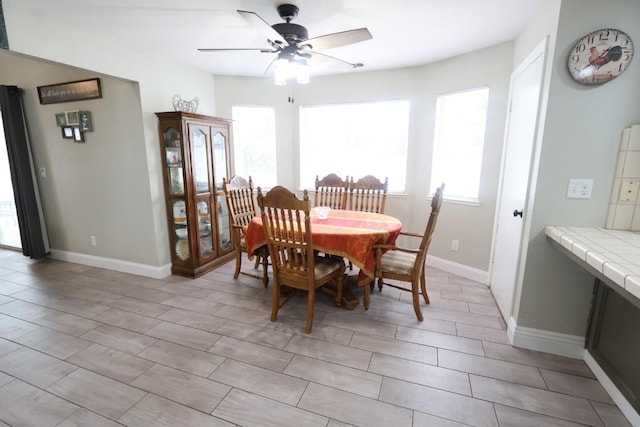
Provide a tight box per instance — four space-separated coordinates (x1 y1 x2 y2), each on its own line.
567 179 593 199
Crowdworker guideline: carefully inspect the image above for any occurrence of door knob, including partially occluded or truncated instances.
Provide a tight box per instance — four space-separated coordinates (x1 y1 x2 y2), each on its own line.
513 209 523 217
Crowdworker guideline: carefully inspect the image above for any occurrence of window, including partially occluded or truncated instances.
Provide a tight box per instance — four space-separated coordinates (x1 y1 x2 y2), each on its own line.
299 100 409 192
430 87 489 201
232 106 277 188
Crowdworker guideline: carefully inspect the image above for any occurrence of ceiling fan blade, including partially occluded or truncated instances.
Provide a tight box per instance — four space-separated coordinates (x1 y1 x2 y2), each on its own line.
198 48 276 53
310 51 365 69
237 9 288 47
304 28 372 51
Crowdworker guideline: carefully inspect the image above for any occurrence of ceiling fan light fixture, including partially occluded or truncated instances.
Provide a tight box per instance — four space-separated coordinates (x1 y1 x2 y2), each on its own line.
274 57 290 86
294 59 310 84
273 55 310 86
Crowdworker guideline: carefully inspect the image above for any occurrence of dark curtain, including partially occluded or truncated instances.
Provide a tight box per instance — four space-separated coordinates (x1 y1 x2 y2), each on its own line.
0 85 47 258
0 0 8 50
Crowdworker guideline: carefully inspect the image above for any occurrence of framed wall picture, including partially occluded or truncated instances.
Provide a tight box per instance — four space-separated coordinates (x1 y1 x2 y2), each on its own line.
61 126 74 139
37 78 102 105
55 113 67 126
73 127 84 143
65 111 80 126
79 111 93 131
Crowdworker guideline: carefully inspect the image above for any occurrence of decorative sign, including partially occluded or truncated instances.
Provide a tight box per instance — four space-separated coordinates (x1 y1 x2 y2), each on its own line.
37 78 102 105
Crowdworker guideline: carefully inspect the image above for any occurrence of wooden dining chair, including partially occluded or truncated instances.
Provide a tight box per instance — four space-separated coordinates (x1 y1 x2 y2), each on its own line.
257 186 345 333
315 173 349 210
373 183 444 321
222 176 269 287
348 175 388 214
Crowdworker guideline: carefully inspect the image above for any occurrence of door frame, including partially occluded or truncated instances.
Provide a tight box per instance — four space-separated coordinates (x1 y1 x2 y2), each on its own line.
488 37 549 329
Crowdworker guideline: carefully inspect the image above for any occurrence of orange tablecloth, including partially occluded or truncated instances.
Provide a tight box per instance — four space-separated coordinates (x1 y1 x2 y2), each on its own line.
245 209 402 284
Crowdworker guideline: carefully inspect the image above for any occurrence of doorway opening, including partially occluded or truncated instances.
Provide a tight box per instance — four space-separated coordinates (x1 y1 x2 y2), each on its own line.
0 113 21 249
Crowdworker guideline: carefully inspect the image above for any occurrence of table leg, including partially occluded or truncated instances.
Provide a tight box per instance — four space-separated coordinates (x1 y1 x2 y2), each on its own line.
347 274 374 310
320 275 359 310
361 278 371 310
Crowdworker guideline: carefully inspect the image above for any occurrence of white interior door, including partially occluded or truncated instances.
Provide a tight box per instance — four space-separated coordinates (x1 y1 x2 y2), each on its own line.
490 41 546 321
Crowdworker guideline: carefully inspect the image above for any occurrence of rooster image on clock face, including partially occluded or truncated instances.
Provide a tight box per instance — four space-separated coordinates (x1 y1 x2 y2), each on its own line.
580 45 623 80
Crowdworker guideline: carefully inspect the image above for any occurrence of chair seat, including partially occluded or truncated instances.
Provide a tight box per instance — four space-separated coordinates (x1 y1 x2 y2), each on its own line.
314 256 345 279
380 250 417 275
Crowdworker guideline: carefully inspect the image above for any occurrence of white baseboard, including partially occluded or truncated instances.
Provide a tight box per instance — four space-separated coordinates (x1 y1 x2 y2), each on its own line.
427 255 489 285
48 249 171 279
584 352 640 426
507 317 586 359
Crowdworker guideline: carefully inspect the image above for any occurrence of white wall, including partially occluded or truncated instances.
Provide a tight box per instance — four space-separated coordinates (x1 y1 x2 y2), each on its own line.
515 0 640 336
2 1 219 271
216 42 514 273
513 0 561 67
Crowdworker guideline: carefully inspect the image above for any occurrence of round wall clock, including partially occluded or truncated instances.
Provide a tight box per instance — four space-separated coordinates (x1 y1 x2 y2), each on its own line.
567 28 634 85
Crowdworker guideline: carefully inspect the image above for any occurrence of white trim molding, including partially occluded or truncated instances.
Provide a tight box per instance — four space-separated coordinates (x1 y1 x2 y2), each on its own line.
427 255 489 285
584 352 640 426
48 249 171 279
509 318 640 425
507 317 585 359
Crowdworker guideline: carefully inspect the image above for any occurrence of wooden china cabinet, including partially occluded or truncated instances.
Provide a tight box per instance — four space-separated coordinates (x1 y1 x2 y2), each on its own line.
156 111 234 277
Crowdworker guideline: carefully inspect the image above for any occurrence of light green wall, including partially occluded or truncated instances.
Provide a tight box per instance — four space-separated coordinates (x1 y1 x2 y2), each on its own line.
2 2 219 268
0 50 157 264
515 0 640 335
215 42 514 271
6 0 637 342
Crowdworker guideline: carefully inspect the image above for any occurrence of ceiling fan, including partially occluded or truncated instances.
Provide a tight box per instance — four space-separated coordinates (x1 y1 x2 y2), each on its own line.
198 4 372 84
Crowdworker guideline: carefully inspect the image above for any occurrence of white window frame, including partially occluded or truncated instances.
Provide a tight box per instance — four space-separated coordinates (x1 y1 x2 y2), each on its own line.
231 105 278 188
299 100 410 193
430 87 489 202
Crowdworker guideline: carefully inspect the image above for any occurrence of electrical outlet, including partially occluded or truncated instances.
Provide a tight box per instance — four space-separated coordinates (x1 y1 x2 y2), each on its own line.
618 180 640 202
90 235 96 246
39 167 46 178
451 240 459 252
567 179 593 199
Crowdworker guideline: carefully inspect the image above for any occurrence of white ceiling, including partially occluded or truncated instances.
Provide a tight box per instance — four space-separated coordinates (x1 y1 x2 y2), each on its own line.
18 0 541 78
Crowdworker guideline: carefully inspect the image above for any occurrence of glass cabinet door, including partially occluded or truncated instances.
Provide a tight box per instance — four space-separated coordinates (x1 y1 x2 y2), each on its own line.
164 128 184 195
172 200 190 261
191 128 210 193
216 196 232 252
213 131 228 191
212 129 232 253
197 199 214 259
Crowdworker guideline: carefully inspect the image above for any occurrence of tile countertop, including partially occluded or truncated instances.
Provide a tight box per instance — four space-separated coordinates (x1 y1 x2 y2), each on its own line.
545 226 640 302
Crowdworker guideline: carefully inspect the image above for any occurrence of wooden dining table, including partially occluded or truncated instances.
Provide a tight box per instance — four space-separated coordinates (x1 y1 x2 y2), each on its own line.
245 208 402 309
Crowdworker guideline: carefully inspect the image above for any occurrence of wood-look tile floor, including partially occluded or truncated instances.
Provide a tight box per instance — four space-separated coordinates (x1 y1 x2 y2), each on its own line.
0 248 632 426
